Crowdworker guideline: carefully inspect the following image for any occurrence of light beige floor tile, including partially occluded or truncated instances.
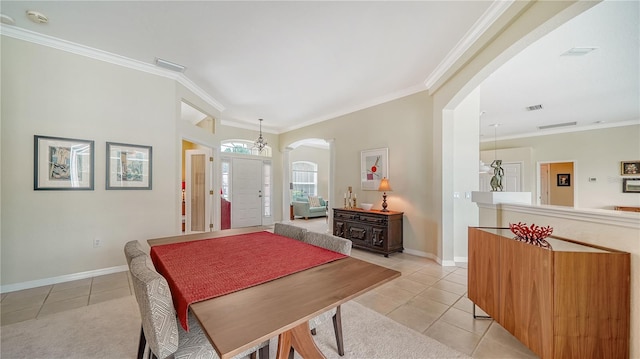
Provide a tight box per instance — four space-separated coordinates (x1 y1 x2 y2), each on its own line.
51 278 92 292
406 296 450 318
0 305 40 326
89 286 132 305
453 296 476 314
405 271 441 286
416 266 452 279
92 271 129 283
1 292 7 302
439 307 492 335
444 272 468 285
353 291 404 315
424 320 482 356
453 267 468 276
385 277 429 294
415 287 461 306
1 293 48 314
480 322 538 357
372 283 415 303
2 286 51 301
473 336 538 359
91 273 130 293
38 296 89 317
46 285 91 303
386 303 439 333
389 261 425 274
432 279 467 295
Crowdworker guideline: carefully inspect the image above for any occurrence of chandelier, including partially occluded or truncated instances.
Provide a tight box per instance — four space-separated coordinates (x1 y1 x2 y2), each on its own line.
254 118 268 153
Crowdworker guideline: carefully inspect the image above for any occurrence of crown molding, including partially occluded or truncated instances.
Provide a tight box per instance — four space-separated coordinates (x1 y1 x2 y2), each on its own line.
424 0 514 91
479 119 640 143
0 25 225 112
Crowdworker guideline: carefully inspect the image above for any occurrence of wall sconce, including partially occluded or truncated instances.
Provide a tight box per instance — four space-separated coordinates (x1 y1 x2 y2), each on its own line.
378 177 392 212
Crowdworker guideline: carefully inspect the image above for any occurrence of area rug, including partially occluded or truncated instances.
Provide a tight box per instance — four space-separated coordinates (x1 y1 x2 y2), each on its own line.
1 296 469 359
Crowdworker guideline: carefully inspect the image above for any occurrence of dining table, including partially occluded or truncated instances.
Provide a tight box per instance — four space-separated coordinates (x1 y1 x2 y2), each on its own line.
147 226 401 359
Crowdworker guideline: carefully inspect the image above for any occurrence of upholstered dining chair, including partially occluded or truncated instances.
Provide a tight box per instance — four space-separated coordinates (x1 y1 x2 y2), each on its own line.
128 255 270 359
124 240 150 359
273 222 307 241
300 231 352 357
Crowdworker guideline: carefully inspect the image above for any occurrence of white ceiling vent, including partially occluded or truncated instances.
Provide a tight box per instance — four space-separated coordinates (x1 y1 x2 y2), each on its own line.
526 104 543 111
538 121 577 130
561 47 597 56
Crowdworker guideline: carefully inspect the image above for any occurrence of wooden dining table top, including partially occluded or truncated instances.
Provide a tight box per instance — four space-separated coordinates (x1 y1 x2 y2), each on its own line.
147 227 401 359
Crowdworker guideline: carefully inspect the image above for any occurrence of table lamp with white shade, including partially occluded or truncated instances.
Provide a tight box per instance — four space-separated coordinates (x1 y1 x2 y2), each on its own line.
378 177 392 212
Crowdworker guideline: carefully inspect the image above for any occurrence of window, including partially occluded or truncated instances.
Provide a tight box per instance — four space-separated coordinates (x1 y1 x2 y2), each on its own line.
292 161 318 197
220 140 271 157
263 161 271 217
221 158 230 200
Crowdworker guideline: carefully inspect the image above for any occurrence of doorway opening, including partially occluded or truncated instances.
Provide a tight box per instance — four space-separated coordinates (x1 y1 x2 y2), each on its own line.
182 140 215 233
538 161 574 207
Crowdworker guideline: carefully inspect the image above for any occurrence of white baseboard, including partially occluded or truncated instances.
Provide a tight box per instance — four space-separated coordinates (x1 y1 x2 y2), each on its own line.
401 248 460 267
454 256 469 263
1 265 129 294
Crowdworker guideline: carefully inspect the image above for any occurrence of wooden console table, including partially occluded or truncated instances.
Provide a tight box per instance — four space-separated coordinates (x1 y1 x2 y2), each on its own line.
333 208 403 257
468 227 630 359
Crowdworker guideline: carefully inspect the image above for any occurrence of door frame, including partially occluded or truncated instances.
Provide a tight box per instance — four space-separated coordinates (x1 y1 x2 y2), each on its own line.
536 160 576 207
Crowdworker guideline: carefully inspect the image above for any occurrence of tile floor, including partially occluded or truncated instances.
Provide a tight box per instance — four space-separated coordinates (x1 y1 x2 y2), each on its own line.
1 218 538 358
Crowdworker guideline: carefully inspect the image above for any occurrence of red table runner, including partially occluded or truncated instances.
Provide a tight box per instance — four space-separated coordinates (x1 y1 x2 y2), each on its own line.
150 231 347 331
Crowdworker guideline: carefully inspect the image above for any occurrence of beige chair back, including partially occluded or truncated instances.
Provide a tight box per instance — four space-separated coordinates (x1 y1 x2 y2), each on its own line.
129 255 179 359
124 240 147 266
274 223 307 242
302 231 352 255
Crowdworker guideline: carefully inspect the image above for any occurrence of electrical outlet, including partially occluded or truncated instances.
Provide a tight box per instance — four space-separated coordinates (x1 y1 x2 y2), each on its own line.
93 238 102 248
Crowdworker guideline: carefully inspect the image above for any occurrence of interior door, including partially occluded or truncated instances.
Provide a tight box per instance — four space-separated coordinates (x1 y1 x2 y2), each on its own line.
479 162 522 192
539 163 550 205
231 158 262 228
185 149 212 233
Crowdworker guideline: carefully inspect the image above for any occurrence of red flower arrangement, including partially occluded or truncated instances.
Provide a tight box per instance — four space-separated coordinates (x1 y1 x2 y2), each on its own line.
509 222 553 249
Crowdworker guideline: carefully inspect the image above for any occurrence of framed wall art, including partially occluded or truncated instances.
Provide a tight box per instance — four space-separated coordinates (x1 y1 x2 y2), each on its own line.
34 135 94 190
622 178 640 193
106 142 152 190
621 161 640 175
361 147 388 190
557 173 571 187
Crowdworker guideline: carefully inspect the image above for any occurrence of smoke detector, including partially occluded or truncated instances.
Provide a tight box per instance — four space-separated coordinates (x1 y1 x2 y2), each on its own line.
26 10 48 24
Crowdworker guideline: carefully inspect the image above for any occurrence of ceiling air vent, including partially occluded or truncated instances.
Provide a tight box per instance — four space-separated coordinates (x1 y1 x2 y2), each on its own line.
526 104 543 111
561 47 597 56
538 121 577 130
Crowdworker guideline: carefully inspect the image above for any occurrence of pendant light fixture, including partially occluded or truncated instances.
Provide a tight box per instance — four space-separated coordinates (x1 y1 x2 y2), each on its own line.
254 118 268 153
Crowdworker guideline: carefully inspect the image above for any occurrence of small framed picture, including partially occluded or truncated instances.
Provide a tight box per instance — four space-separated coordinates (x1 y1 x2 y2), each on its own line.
34 135 94 190
106 142 152 190
622 178 640 193
557 173 570 187
621 161 640 175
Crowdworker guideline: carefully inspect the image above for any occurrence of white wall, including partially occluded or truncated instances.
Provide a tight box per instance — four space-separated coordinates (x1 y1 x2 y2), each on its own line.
0 37 283 289
481 125 640 209
452 89 481 261
280 91 437 257
1 38 178 286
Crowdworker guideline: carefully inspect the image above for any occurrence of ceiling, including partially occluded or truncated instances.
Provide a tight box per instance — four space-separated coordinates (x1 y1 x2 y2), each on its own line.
1 1 638 139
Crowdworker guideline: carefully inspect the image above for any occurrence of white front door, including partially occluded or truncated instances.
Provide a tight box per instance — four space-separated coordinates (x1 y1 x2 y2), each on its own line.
231 158 263 228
